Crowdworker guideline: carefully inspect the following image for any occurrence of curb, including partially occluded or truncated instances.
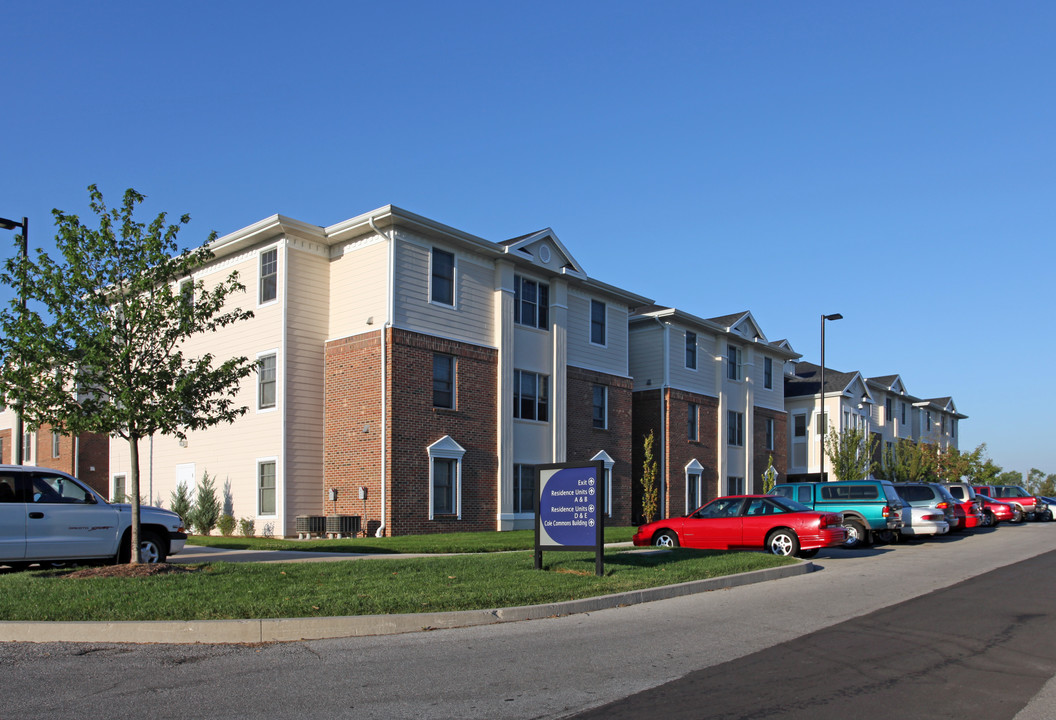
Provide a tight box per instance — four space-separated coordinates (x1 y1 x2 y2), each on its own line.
0 560 815 645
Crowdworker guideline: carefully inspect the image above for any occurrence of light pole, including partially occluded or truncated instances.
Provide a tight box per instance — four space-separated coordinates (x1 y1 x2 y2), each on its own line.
0 216 28 465
819 312 842 481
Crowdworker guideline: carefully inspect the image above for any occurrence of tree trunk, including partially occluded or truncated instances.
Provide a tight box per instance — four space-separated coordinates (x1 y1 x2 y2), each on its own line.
128 436 142 564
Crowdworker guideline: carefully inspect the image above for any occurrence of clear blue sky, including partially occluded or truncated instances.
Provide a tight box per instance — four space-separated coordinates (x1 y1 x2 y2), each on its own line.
2 1 1053 477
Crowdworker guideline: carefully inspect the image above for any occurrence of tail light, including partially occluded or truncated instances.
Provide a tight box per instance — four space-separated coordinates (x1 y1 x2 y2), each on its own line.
936 501 949 509
922 514 941 521
882 505 894 518
820 513 841 528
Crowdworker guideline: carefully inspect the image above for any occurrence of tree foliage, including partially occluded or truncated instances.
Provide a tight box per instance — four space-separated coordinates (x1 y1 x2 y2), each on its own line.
824 426 877 481
189 470 222 535
640 431 659 523
762 454 777 493
0 185 255 561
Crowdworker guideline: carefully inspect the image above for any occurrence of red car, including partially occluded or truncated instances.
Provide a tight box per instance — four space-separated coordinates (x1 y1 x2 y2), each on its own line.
632 494 846 559
977 494 1019 525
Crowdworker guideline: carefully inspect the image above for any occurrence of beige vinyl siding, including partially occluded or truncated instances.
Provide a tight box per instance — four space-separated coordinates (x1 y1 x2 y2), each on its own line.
566 290 629 377
628 323 664 391
329 236 389 340
668 325 717 397
394 235 495 347
284 245 329 523
751 350 785 413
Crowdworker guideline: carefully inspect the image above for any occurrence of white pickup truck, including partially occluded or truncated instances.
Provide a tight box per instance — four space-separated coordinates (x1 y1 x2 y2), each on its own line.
0 465 186 568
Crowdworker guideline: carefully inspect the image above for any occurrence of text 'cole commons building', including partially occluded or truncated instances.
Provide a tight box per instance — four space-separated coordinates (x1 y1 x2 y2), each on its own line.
108 206 651 536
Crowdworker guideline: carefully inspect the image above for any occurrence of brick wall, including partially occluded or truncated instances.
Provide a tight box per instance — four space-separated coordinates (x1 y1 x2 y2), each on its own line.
566 366 634 526
22 423 109 497
752 408 789 493
666 389 720 515
631 389 662 525
323 328 498 537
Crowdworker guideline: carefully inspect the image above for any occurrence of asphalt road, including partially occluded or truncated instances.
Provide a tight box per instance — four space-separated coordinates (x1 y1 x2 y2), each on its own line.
3 523 1056 720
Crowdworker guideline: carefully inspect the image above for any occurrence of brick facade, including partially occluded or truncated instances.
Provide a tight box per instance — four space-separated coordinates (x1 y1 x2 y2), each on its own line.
8 424 110 496
565 366 634 526
752 408 788 493
324 328 498 536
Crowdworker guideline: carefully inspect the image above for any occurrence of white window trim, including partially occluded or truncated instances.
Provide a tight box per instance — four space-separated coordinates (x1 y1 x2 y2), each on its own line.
256 349 279 414
429 246 457 309
685 459 704 513
258 245 280 307
592 450 615 517
589 299 608 348
428 436 465 520
51 431 61 459
112 473 127 502
257 456 279 517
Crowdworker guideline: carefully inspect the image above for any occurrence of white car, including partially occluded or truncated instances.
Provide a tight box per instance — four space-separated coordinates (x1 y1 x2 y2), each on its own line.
0 466 186 568
899 504 950 537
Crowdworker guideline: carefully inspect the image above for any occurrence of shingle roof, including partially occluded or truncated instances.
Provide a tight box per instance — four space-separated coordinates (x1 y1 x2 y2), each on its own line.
784 362 859 398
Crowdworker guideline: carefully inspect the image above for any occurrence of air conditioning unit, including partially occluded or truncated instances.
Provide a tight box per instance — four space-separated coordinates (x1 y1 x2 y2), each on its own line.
325 515 361 538
295 515 326 539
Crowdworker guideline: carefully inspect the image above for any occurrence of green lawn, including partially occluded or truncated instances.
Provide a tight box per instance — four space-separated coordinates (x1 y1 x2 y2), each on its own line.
0 548 795 622
186 526 638 554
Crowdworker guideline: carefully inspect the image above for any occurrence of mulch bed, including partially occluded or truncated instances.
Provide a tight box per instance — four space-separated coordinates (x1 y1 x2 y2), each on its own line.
64 563 199 579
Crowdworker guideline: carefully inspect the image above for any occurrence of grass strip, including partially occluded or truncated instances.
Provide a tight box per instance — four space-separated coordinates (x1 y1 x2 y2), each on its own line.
186 527 638 554
0 549 794 622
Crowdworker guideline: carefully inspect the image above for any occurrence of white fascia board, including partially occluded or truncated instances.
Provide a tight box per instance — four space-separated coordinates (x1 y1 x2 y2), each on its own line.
209 215 326 259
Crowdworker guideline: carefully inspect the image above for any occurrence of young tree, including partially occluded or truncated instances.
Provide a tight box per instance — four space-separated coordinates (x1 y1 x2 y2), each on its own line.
189 470 222 535
825 426 878 481
761 454 777 493
0 185 255 562
879 438 932 482
640 431 659 523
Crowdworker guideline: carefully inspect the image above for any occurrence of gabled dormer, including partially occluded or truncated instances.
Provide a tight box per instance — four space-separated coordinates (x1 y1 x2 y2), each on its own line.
500 229 585 276
708 311 768 343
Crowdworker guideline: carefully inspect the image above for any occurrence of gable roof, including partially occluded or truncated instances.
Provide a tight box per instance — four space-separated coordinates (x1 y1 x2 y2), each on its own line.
785 362 872 403
629 306 800 360
499 228 586 276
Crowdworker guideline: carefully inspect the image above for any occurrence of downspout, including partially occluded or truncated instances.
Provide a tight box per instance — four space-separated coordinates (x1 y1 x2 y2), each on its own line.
369 215 393 537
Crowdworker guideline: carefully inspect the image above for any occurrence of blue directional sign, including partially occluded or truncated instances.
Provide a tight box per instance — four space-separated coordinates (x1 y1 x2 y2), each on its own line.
534 461 605 575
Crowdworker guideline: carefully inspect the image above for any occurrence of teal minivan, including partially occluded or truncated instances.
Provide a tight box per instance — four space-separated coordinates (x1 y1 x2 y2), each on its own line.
769 480 904 548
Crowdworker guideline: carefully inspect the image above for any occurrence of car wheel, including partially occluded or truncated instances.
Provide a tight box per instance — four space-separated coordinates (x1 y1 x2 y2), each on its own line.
1012 508 1024 524
981 510 994 527
842 519 870 549
139 531 167 564
652 531 679 548
798 548 819 559
1044 510 1054 522
767 529 799 557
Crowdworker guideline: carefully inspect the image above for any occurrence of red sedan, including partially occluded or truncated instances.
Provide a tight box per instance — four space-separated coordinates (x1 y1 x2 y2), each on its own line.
632 494 846 558
977 495 1017 526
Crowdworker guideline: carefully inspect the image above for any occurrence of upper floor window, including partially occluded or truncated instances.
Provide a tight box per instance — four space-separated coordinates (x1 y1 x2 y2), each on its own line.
901 402 907 424
590 300 606 345
52 431 60 459
685 331 697 370
726 344 741 381
794 414 807 438
258 354 277 410
431 248 455 306
514 275 549 329
592 385 607 429
728 411 744 446
687 403 698 441
885 398 893 423
513 370 549 422
951 420 956 438
763 357 773 389
765 418 775 450
433 354 455 409
259 248 278 304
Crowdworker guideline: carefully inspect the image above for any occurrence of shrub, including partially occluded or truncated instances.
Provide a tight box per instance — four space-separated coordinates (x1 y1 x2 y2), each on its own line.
189 470 222 536
169 483 193 531
238 517 255 537
217 514 236 537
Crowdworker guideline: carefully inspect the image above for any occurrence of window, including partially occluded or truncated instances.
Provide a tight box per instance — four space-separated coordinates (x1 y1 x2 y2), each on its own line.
794 414 807 437
726 344 741 381
687 472 701 511
901 402 907 424
687 403 698 441
432 458 457 515
52 431 60 459
431 248 455 306
22 431 33 464
258 460 276 515
513 464 535 513
764 357 773 389
259 248 278 304
258 354 277 410
765 418 775 451
926 410 933 430
951 420 956 438
514 275 549 329
180 279 194 307
590 300 606 345
592 385 607 429
433 354 455 409
0 437 4 463
885 398 893 424
728 411 744 446
513 370 549 421
728 476 745 495
113 474 126 502
685 331 697 369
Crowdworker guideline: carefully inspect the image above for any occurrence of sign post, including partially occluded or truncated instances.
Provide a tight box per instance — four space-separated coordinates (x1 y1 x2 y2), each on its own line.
534 461 605 577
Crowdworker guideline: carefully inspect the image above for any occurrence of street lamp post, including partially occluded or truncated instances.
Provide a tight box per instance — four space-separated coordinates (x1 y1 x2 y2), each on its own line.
0 216 28 465
819 312 842 481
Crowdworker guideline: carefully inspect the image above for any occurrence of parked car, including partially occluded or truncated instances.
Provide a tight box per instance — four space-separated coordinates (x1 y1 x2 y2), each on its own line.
941 481 985 529
899 505 950 538
632 494 846 558
769 479 903 548
0 466 186 568
974 486 1047 522
977 494 1018 526
1037 497 1056 522
892 483 960 532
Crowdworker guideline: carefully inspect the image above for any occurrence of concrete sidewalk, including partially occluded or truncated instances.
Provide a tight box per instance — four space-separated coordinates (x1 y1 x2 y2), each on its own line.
0 547 815 644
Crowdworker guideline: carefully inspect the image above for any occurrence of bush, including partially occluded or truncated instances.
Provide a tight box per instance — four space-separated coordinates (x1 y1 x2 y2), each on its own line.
217 514 236 537
238 517 255 537
169 483 193 531
189 470 222 536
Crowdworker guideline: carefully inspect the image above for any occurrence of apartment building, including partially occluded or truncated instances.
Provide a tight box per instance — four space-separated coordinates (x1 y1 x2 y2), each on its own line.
628 308 800 522
108 206 650 536
0 409 109 496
